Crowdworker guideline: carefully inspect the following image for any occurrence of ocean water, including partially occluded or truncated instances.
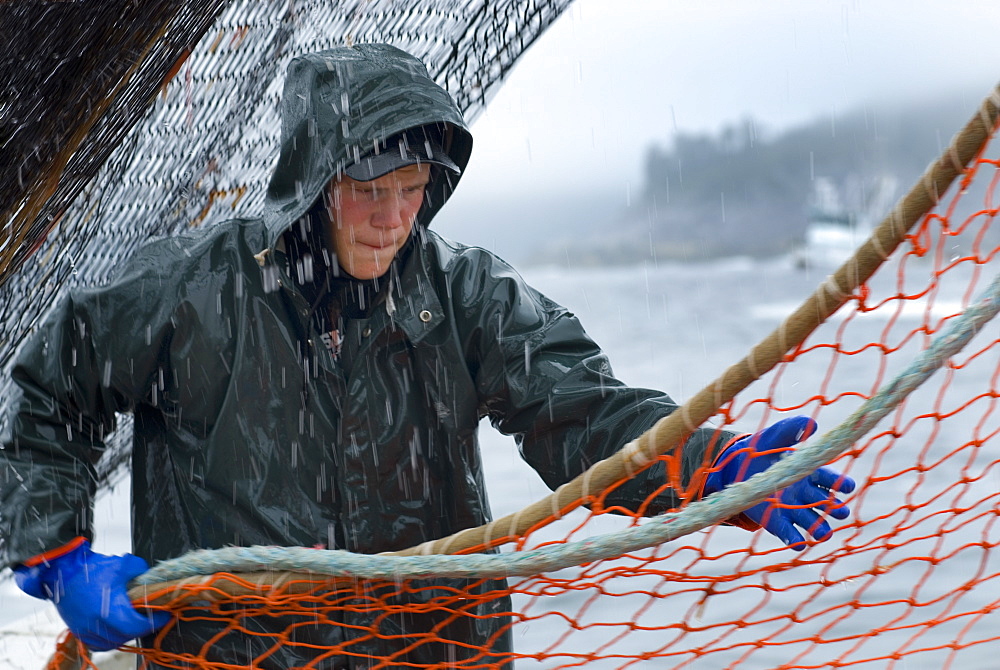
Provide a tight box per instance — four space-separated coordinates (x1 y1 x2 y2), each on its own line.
496 257 1000 669
2 256 998 668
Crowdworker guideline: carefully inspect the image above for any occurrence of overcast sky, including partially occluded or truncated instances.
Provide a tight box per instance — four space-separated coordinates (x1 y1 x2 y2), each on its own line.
453 0 1000 201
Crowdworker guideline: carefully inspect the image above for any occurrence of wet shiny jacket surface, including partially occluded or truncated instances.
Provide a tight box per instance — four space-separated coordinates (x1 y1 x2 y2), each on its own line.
2 45 728 666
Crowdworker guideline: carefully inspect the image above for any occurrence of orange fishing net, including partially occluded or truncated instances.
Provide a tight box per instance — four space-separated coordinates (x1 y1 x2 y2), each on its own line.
50 101 1000 670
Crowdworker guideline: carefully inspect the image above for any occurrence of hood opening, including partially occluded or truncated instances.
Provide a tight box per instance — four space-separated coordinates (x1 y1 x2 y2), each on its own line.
261 44 474 254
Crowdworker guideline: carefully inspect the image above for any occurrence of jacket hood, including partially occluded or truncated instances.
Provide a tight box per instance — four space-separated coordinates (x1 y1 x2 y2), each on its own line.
261 44 473 252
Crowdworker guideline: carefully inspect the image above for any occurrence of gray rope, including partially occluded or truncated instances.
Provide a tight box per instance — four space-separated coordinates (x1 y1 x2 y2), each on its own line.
135 269 1000 585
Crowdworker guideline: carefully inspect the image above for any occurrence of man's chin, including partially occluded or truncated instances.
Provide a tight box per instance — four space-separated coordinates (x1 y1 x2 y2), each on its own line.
342 261 392 281
340 245 401 280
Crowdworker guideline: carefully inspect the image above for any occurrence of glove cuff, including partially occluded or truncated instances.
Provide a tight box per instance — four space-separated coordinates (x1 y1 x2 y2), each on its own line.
699 433 751 498
13 537 89 600
718 433 751 454
20 536 88 568
700 434 762 532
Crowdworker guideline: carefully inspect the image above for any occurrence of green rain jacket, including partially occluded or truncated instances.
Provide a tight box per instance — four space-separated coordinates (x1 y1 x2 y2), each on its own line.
1 45 731 667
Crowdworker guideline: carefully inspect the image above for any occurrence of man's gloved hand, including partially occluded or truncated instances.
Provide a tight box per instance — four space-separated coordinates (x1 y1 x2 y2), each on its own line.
704 416 856 550
13 539 171 651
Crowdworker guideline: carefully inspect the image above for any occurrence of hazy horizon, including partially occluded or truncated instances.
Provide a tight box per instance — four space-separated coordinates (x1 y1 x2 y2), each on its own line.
434 80 992 266
444 0 1000 207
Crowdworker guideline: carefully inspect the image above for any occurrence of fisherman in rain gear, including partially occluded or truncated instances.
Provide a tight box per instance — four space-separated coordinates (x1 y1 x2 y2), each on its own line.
1 44 854 667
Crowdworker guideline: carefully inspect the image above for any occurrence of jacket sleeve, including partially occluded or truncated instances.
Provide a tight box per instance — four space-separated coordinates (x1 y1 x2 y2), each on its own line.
454 250 734 517
0 243 178 569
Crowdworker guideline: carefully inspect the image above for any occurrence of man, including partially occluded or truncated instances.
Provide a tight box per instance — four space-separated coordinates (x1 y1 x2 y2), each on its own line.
1 44 853 667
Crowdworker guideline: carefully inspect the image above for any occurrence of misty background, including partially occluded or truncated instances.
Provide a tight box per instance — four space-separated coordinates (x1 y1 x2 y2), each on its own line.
433 0 1000 266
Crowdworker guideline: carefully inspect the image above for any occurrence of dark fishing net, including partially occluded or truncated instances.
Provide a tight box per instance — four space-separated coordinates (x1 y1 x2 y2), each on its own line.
0 0 573 493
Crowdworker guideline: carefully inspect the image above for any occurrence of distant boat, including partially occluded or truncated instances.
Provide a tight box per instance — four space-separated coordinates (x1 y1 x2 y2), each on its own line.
794 176 897 269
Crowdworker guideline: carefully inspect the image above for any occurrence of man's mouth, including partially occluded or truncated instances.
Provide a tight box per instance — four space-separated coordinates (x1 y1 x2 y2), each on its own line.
360 240 396 251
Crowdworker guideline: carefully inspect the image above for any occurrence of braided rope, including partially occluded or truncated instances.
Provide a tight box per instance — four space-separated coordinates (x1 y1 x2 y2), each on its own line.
129 266 1000 604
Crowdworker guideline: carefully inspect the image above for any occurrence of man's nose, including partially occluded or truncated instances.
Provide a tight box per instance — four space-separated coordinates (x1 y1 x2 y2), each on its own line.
372 198 407 228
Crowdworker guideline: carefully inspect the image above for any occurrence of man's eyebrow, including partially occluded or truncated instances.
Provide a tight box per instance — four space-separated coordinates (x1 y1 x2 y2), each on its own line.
345 182 377 193
388 177 431 189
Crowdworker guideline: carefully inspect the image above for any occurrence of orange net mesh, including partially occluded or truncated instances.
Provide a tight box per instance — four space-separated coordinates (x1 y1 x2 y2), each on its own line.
49 112 1000 670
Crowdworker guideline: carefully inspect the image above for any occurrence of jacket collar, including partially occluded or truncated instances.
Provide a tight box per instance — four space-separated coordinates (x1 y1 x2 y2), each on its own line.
256 46 473 262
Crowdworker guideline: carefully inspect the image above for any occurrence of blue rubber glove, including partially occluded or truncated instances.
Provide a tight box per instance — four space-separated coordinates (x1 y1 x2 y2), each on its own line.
13 540 171 651
704 416 856 550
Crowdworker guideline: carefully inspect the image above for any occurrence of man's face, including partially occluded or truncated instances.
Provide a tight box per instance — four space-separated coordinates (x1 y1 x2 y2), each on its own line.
326 164 430 280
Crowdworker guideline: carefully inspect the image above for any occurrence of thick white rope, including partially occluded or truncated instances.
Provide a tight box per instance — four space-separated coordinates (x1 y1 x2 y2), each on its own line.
133 268 1000 587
